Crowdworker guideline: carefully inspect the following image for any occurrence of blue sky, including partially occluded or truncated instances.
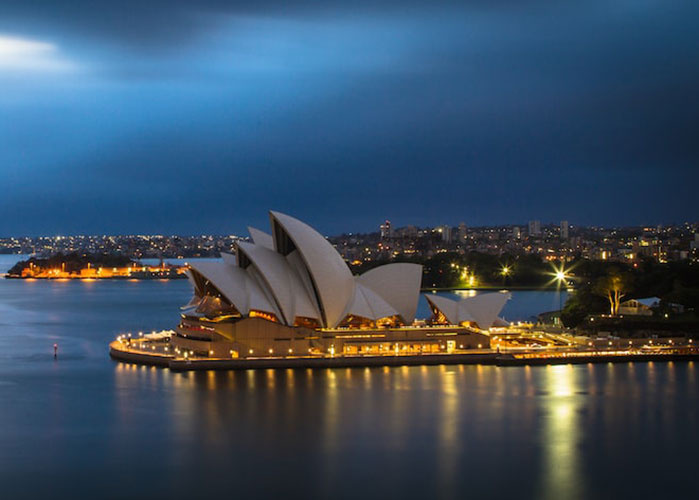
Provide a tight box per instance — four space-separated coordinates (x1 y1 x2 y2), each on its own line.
1 1 697 235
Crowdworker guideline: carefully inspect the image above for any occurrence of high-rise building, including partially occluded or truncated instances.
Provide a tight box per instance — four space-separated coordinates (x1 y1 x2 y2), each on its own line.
512 226 521 240
528 220 541 237
560 220 569 240
437 225 452 243
380 220 392 239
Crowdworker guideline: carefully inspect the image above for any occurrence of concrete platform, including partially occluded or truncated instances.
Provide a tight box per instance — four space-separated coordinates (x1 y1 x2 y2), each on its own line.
110 340 699 371
110 341 500 370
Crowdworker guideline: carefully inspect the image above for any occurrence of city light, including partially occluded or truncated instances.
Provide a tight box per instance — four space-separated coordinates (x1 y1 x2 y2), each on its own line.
551 264 570 285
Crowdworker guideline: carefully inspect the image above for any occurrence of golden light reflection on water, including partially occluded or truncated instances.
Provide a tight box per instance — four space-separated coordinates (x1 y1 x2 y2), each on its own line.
265 368 276 390
388 367 410 452
540 365 583 500
317 368 341 496
286 368 295 390
206 370 216 391
322 369 339 453
688 361 695 389
437 367 459 494
106 358 699 499
363 367 372 390
667 361 676 385
246 369 255 391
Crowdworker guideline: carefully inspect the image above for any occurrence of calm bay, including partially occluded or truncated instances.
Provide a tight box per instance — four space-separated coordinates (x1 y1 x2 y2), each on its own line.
0 255 696 499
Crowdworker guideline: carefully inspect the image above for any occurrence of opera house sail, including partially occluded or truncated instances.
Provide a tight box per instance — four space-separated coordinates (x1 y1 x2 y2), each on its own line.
111 211 511 367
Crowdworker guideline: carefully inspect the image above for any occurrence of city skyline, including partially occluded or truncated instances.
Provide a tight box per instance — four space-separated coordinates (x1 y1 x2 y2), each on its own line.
2 1 699 235
3 218 696 266
0 217 696 239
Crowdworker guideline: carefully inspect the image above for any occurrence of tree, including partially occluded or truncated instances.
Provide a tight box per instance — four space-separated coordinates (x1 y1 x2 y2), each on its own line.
594 270 632 316
560 287 608 328
560 298 589 328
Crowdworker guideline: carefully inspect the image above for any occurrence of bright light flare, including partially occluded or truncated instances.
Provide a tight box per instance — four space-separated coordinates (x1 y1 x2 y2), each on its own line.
546 263 576 289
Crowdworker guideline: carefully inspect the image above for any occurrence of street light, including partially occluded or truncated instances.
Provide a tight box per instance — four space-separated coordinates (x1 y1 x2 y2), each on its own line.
500 265 511 285
553 266 569 316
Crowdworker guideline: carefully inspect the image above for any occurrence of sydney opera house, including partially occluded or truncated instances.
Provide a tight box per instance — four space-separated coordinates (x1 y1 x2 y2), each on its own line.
167 211 511 360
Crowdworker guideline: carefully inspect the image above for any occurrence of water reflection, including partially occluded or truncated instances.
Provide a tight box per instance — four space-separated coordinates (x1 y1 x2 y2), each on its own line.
6 275 697 498
539 365 584 500
104 362 698 499
437 367 459 497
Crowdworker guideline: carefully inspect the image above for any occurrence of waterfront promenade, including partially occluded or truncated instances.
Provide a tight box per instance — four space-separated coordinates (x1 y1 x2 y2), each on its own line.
109 332 699 371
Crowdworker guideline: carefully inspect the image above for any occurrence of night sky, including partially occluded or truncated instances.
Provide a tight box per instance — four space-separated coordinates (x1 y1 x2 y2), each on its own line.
1 1 697 236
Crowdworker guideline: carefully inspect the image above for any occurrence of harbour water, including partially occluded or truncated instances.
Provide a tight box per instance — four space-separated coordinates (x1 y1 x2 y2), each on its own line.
0 255 697 499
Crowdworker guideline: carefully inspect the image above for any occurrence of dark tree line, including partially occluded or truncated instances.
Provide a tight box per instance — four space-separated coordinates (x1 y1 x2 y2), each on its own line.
561 258 699 327
350 251 554 289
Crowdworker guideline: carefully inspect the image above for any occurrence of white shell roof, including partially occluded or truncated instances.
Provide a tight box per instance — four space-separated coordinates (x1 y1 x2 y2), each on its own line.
285 250 322 320
357 263 423 323
425 292 511 330
460 292 511 330
270 211 355 328
182 269 202 309
247 227 274 249
347 283 375 319
185 212 426 328
425 294 461 325
236 241 319 325
245 266 283 319
220 252 237 267
189 260 278 317
357 284 400 320
347 283 399 320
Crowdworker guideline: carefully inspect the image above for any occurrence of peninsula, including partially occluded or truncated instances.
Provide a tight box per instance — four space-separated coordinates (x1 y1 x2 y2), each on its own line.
5 252 187 280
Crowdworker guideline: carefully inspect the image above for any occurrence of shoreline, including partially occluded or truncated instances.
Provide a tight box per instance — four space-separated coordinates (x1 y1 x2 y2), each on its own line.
109 340 699 371
3 275 186 280
0 270 564 289
422 285 574 292
3 279 564 287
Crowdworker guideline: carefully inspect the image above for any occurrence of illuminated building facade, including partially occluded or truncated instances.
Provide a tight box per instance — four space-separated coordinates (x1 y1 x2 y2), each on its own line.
173 212 509 359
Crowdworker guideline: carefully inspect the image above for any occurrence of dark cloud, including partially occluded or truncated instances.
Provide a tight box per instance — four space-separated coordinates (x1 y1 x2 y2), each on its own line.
0 1 594 49
0 1 453 47
0 1 698 234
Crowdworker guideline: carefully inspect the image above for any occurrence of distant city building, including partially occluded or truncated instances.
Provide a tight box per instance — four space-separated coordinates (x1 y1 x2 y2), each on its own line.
380 220 392 239
396 225 418 238
458 222 468 242
437 225 452 243
560 220 569 240
2 218 697 266
528 220 541 237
